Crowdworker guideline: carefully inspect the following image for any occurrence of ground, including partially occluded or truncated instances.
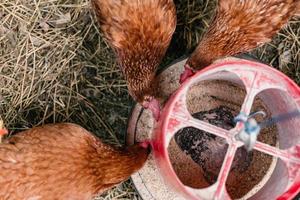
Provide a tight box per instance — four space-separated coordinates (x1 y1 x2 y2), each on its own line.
0 0 299 199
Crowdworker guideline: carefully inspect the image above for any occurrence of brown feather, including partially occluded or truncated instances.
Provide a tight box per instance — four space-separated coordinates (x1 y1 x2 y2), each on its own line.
92 0 176 103
187 0 300 70
0 123 149 200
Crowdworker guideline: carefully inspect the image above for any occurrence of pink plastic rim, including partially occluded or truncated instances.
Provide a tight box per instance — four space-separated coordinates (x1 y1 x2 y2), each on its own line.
152 59 300 200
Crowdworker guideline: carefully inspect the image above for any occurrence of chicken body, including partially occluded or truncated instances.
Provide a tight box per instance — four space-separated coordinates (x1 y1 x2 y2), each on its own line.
181 0 300 83
92 0 177 119
0 123 149 200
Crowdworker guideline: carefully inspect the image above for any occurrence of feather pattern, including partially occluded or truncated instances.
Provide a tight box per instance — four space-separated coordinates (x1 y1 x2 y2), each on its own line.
92 0 176 102
187 0 300 70
0 123 148 200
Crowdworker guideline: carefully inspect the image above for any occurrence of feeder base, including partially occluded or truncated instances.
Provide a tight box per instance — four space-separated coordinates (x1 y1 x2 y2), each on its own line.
127 58 186 200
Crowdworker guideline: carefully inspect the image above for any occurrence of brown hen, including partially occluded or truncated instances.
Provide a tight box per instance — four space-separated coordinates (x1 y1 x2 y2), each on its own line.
180 0 300 83
92 0 177 120
0 123 149 200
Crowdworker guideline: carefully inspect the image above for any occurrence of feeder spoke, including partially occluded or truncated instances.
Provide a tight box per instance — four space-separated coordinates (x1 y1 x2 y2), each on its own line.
253 142 300 164
175 115 231 139
214 144 238 199
238 70 269 116
240 88 258 116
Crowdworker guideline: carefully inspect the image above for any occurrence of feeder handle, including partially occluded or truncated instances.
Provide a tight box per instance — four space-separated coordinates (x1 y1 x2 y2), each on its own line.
259 110 300 129
234 110 300 151
234 113 262 151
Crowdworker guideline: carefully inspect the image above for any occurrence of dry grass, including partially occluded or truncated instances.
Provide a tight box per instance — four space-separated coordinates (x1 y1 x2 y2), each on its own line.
0 0 299 199
0 0 128 144
251 17 300 83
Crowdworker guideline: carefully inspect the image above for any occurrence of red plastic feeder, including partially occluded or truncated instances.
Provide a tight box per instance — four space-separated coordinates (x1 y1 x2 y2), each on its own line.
152 59 300 200
127 59 300 200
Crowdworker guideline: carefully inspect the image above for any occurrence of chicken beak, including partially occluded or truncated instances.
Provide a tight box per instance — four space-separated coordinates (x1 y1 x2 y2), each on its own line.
138 140 152 153
179 64 195 84
142 98 160 121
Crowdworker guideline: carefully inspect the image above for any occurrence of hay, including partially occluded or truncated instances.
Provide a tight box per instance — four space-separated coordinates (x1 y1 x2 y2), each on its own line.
0 0 129 144
0 0 299 199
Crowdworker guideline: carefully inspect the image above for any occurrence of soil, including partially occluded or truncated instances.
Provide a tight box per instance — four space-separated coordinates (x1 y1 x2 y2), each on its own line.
168 80 278 199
